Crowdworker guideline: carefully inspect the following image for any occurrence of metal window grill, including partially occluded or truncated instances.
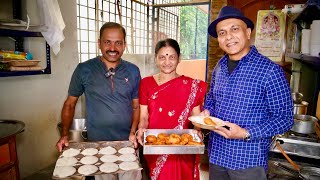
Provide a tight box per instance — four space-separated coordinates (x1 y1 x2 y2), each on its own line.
76 0 180 62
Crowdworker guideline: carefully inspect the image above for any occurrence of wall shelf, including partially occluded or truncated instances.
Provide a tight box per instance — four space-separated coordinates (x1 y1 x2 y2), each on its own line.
0 29 51 77
0 0 51 77
0 28 43 37
287 53 320 70
293 4 320 30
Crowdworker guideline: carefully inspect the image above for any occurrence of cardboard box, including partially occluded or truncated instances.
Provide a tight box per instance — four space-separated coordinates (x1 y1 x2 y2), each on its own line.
316 91 320 119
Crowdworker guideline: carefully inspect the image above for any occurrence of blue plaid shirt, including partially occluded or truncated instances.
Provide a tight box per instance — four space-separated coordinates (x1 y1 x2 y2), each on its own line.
204 46 293 170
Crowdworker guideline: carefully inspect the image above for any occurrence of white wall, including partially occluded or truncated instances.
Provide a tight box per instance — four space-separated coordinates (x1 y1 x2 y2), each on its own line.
0 0 81 178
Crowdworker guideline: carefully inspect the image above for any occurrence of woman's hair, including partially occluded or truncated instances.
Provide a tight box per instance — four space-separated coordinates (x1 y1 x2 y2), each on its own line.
155 38 180 57
99 22 126 42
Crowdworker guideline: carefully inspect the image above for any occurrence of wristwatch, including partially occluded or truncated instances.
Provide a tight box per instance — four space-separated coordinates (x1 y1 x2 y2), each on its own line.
244 129 251 141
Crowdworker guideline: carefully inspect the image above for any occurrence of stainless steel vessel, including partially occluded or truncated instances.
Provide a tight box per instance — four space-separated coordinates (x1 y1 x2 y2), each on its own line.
292 92 303 104
291 114 318 134
57 118 87 142
293 101 308 115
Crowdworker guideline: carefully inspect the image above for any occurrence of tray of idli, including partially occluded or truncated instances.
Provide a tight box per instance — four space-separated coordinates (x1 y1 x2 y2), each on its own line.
52 141 142 179
143 129 205 154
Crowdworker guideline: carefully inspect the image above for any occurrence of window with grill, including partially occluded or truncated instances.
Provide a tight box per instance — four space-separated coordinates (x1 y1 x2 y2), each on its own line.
77 0 208 62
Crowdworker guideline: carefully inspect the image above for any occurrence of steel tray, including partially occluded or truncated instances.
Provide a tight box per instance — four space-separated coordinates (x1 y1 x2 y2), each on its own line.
143 129 204 154
270 137 320 159
52 141 142 179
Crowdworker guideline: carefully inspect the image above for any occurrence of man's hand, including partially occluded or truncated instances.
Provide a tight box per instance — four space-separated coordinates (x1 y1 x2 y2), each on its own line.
56 136 69 152
211 121 247 140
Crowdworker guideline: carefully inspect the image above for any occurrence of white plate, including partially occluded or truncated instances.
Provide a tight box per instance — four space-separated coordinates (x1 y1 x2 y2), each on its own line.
188 116 228 130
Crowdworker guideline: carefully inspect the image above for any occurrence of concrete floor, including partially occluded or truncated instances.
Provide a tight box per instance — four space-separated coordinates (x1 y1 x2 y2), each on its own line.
23 164 56 180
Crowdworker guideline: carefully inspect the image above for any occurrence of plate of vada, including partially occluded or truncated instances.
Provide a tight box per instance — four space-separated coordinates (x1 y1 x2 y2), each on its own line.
188 116 228 130
143 129 205 154
145 133 202 146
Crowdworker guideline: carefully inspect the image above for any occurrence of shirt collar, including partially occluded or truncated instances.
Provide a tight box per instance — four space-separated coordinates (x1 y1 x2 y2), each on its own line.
97 56 124 71
220 45 258 70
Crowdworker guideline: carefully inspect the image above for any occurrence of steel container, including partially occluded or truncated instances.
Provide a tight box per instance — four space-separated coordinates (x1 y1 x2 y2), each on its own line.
292 92 303 104
57 118 87 142
293 101 308 115
291 114 318 134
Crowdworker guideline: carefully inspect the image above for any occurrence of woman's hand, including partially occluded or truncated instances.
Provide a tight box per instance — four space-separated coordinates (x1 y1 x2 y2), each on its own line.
192 129 204 141
137 128 147 145
199 109 210 117
129 132 138 148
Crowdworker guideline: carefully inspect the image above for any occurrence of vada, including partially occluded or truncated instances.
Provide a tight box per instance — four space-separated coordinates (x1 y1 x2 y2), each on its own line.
204 117 217 126
157 133 168 140
167 134 181 145
146 135 157 143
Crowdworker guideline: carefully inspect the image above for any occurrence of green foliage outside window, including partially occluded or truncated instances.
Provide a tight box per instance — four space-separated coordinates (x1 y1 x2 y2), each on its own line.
180 6 208 60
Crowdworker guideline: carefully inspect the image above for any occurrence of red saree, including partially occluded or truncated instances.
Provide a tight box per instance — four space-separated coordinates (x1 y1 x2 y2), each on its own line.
139 75 207 180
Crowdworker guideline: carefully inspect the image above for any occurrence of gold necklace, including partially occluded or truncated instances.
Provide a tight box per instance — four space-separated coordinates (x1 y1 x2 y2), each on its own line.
158 73 161 85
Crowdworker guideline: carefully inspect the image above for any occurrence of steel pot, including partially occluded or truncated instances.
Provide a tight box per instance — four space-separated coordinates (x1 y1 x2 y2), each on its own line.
291 114 318 134
57 118 87 142
293 101 308 115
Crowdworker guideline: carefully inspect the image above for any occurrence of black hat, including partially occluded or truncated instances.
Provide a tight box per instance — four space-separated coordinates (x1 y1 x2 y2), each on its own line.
208 6 254 38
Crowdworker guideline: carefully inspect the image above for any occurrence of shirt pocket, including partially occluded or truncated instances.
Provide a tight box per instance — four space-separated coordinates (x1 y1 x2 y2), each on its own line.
114 76 133 99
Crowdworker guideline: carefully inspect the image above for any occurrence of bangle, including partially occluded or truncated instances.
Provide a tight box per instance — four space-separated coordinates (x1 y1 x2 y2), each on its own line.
135 129 140 137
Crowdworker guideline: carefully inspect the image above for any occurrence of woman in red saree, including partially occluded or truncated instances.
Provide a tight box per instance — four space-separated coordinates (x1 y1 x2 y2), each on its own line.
137 39 207 180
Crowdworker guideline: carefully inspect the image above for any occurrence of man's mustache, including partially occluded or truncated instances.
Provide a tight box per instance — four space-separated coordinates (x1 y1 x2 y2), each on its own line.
106 51 119 54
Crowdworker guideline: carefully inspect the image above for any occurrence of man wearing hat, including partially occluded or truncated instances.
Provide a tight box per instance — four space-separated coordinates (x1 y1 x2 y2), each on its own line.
201 6 293 179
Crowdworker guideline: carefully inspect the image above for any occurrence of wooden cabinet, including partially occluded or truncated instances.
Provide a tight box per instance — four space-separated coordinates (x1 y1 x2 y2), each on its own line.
0 135 19 180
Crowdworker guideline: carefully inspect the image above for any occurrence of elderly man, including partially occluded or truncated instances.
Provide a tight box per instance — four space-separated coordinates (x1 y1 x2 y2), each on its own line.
202 6 293 180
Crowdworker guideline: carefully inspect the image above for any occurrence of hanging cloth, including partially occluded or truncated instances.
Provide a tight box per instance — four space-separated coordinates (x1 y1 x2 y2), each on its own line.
37 0 65 55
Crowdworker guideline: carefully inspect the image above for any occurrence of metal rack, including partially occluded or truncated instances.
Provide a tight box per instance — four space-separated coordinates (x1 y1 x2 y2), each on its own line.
0 0 51 77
